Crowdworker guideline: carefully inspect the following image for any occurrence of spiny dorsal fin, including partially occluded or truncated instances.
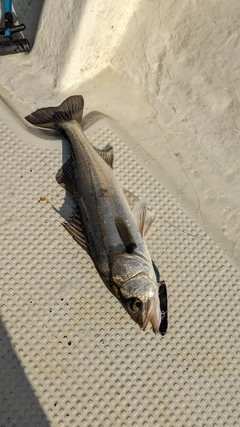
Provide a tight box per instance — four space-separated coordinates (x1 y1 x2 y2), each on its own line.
132 199 155 237
123 189 139 210
25 95 84 129
63 210 88 253
115 217 137 253
56 157 74 195
94 144 114 168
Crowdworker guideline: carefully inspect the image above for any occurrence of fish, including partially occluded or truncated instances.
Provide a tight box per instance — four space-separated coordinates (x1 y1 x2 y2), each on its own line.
25 95 167 335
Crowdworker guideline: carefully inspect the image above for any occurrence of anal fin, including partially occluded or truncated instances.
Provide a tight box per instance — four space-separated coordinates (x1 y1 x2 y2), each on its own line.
63 210 88 253
56 157 74 195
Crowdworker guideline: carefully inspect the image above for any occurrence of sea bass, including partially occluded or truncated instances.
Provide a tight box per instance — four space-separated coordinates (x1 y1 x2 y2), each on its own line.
25 95 167 334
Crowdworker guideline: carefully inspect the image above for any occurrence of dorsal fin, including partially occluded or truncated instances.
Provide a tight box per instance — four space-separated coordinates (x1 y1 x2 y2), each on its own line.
94 144 114 168
132 199 155 237
123 189 139 209
115 217 137 253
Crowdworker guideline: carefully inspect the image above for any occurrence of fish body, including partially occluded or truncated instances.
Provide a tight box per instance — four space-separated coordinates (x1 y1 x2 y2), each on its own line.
26 96 167 334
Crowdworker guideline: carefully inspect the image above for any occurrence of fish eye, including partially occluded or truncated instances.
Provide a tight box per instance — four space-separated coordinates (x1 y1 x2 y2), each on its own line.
128 298 142 312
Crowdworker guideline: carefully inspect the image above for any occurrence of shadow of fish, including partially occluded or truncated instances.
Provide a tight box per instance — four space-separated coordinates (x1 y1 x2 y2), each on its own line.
25 95 167 335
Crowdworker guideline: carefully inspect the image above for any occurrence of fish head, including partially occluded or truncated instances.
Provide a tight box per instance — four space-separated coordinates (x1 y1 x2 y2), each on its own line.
112 254 161 333
119 278 161 333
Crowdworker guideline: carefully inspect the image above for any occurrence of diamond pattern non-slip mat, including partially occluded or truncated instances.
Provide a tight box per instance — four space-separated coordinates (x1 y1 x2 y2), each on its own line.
0 110 239 427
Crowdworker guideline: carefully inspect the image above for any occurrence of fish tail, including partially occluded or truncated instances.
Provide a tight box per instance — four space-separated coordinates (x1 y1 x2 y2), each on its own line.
25 95 84 129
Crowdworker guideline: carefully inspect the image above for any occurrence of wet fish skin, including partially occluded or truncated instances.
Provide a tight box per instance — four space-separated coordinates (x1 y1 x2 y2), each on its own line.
25 95 165 334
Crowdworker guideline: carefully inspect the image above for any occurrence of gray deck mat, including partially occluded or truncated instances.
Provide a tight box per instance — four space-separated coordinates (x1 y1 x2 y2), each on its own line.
0 106 239 427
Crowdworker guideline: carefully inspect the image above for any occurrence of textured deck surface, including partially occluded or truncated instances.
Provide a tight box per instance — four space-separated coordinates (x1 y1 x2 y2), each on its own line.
0 108 239 427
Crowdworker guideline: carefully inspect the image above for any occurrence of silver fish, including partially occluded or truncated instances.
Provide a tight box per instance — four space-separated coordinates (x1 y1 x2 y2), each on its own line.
25 95 167 334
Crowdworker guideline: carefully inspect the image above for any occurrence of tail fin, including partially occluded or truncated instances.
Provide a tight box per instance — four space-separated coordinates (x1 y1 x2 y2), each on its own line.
25 95 84 129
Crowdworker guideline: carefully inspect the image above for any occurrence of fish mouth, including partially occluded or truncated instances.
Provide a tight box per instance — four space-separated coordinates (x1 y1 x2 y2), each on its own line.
142 298 161 333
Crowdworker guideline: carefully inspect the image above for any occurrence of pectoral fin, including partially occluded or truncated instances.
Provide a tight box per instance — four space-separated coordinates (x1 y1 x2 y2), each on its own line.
56 157 74 195
115 217 137 253
63 210 88 253
132 199 155 237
